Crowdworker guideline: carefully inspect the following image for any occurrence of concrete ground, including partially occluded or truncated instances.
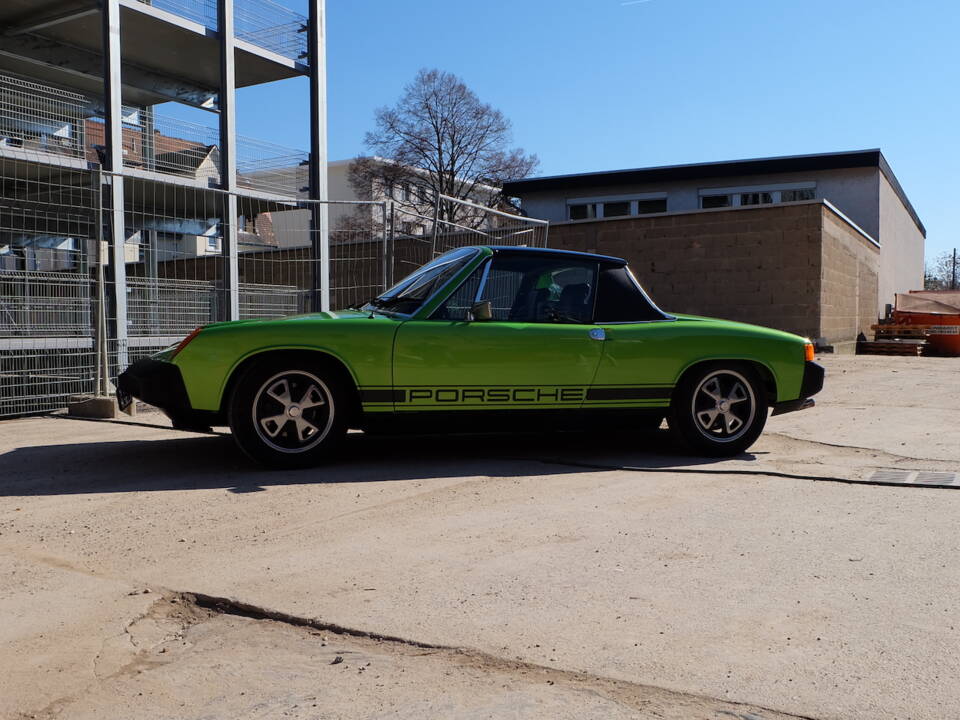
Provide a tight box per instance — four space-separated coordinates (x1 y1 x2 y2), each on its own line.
1 355 959 720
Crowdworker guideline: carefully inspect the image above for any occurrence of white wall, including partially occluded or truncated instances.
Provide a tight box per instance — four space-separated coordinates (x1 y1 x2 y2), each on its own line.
269 209 311 248
517 167 882 238
878 173 925 312
326 161 360 230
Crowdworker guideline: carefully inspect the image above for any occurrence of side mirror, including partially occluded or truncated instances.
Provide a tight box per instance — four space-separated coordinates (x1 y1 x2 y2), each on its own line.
467 300 493 322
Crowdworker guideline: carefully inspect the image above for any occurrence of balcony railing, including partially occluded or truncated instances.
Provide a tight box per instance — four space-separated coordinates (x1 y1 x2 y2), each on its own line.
0 75 88 161
136 0 308 63
0 73 308 197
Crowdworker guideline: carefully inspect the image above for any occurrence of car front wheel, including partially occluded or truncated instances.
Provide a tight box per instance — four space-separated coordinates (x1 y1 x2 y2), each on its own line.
668 363 767 457
228 359 347 468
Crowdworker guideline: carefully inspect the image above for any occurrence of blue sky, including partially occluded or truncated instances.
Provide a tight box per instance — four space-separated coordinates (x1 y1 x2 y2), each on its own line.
232 0 959 259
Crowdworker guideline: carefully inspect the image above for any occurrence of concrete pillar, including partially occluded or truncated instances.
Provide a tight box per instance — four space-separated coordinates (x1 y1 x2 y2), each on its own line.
308 0 329 312
101 0 128 371
218 0 240 321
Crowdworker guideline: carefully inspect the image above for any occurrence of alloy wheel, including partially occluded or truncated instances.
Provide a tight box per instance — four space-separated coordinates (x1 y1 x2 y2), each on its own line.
690 369 756 443
252 370 334 453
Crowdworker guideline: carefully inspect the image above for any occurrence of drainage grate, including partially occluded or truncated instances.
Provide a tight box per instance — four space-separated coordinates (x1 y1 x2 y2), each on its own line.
869 470 913 483
866 470 959 487
913 472 958 485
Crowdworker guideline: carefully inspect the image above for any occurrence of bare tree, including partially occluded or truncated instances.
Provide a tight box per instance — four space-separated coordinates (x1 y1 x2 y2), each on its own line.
925 249 959 290
348 69 538 230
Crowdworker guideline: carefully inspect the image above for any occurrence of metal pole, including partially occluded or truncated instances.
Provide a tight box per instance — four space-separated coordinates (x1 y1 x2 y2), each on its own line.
218 0 239 321
953 248 957 291
429 191 441 258
389 202 396 286
308 0 329 311
101 0 128 375
93 170 107 396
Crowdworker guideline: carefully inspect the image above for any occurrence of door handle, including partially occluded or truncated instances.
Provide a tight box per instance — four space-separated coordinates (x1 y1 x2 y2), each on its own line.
589 328 606 341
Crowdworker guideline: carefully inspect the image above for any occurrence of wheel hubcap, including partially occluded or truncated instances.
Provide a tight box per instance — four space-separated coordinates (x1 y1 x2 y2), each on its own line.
252 371 334 453
691 371 756 443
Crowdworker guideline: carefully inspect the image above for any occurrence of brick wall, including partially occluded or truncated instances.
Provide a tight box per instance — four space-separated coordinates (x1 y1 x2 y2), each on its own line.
819 205 880 342
547 202 879 343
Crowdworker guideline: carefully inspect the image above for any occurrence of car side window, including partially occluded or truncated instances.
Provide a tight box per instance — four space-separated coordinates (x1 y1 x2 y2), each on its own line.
594 264 666 322
432 262 486 321
478 256 598 324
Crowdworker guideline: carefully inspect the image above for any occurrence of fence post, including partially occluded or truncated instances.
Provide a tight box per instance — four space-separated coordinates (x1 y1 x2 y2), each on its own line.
93 170 109 397
382 201 394 290
430 192 441 258
389 202 397 287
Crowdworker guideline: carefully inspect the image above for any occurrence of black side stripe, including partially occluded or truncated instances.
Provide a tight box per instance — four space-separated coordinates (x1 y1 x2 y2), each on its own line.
361 388 671 403
360 389 407 403
585 387 672 401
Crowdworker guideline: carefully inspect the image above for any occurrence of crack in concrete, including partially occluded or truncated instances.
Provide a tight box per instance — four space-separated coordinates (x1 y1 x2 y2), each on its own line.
186 590 447 650
178 589 821 720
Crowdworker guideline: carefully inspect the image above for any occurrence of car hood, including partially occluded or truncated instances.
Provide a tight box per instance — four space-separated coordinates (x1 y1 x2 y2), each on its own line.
202 309 383 331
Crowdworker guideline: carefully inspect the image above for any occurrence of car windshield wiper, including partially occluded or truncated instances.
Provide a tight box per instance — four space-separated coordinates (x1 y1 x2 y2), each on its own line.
346 297 377 310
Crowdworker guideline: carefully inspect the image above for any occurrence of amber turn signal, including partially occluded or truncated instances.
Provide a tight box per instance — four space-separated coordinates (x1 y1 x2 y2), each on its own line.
804 342 815 362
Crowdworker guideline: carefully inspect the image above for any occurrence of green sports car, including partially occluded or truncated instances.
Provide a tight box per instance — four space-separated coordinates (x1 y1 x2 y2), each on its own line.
118 246 823 467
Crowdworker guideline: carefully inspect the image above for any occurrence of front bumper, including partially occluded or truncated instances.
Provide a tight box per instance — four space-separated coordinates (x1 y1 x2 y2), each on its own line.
118 359 215 430
771 361 825 416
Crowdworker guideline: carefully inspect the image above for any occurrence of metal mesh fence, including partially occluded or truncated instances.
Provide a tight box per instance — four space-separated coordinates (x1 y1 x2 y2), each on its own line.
1 141 548 418
135 0 308 62
1 70 307 198
390 194 550 280
0 75 88 162
0 146 98 416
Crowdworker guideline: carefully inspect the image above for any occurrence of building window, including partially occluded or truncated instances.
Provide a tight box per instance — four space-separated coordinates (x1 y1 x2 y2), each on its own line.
740 192 773 206
701 195 731 209
569 203 598 221
781 188 815 202
603 201 631 218
636 198 667 214
700 183 816 209
568 194 667 220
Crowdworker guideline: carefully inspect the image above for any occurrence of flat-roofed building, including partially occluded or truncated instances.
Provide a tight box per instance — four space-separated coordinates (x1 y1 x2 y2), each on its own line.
503 150 925 346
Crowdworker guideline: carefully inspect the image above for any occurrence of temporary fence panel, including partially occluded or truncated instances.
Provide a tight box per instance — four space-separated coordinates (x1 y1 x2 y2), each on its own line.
390 193 549 281
0 150 98 417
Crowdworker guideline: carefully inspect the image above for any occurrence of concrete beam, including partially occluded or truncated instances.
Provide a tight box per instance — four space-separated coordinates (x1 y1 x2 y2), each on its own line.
3 4 100 36
0 33 218 110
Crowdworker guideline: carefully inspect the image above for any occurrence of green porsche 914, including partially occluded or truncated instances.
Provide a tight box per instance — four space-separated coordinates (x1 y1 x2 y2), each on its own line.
118 246 823 467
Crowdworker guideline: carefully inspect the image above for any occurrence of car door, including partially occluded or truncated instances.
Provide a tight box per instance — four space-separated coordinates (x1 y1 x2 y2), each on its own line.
392 253 605 413
584 263 681 411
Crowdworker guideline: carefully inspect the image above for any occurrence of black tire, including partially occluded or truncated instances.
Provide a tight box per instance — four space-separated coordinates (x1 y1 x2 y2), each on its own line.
668 363 767 457
228 358 348 469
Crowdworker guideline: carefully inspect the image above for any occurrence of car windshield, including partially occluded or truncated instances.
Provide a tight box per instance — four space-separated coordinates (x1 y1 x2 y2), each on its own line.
365 247 479 315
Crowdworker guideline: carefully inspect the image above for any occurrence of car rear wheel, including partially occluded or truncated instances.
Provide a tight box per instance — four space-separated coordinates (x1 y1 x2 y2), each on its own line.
228 359 347 468
668 363 767 457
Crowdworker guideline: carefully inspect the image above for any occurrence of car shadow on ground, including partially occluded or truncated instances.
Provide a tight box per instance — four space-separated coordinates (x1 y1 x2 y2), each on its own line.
0 426 759 497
